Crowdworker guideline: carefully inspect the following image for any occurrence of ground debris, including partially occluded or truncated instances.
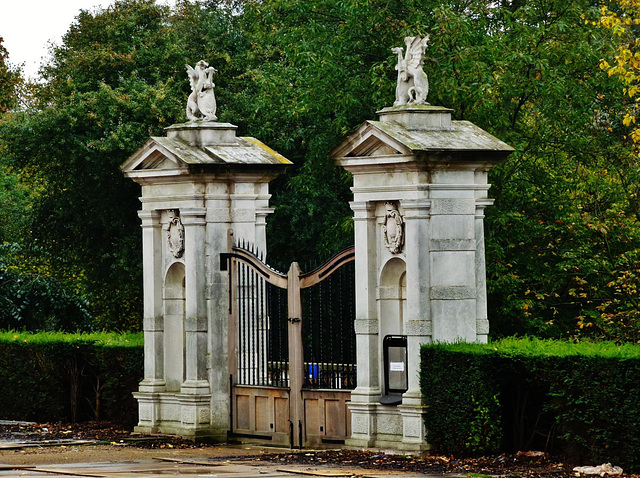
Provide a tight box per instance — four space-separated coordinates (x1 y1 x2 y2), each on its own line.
258 450 580 478
0 422 634 478
0 421 200 449
573 464 623 476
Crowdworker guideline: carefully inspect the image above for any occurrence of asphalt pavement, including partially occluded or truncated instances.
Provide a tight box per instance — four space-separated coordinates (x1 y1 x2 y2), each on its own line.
0 455 432 477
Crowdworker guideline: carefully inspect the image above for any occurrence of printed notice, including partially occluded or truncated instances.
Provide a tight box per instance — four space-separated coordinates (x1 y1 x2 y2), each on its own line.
389 361 405 372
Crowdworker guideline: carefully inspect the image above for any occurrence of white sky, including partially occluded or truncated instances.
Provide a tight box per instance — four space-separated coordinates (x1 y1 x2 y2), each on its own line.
0 0 175 79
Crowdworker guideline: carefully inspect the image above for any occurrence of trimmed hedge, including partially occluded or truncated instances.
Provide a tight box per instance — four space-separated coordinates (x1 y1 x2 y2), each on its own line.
0 331 143 426
420 338 640 470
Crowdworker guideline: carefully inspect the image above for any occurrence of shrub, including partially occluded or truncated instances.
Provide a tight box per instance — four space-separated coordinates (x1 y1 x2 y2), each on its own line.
0 331 143 426
421 338 640 470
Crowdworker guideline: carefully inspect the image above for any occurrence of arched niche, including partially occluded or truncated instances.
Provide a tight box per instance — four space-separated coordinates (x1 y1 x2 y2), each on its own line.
378 257 407 340
164 261 186 392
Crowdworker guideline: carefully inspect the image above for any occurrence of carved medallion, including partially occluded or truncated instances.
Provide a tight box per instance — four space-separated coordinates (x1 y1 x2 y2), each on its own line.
383 202 404 254
167 210 185 258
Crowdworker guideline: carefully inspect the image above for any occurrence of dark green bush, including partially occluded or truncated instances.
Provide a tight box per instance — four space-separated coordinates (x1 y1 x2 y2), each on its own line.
0 331 143 426
0 244 92 332
421 338 640 470
420 347 502 455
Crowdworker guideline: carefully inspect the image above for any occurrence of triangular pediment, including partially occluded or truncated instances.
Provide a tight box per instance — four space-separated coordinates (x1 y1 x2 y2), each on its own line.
330 122 411 159
121 138 187 176
134 148 182 170
348 134 403 157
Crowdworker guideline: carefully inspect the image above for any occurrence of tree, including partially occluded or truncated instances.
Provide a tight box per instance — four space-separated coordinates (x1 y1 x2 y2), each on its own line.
0 0 245 329
235 0 640 341
1 0 639 341
0 36 20 113
600 0 640 144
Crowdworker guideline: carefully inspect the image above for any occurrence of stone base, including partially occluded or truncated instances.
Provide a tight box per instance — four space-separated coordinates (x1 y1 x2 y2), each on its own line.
346 400 430 452
133 391 226 443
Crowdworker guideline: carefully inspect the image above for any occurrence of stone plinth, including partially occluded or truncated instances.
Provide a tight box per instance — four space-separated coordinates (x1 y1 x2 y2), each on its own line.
122 121 290 441
332 104 513 451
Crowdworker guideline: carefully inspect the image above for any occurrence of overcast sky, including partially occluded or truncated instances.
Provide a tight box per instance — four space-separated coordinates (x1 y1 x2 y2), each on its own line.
0 0 175 79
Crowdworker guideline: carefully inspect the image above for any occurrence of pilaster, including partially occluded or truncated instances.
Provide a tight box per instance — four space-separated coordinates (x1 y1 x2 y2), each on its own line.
181 208 210 394
428 183 478 343
475 199 493 343
138 210 165 393
400 200 431 403
346 201 380 448
350 201 380 399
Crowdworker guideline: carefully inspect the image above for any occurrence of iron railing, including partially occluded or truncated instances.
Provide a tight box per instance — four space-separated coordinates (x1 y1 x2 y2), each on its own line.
301 258 356 390
225 242 356 391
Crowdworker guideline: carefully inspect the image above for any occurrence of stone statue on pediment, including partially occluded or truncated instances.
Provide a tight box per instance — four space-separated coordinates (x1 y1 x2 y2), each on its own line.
186 60 218 122
392 35 430 106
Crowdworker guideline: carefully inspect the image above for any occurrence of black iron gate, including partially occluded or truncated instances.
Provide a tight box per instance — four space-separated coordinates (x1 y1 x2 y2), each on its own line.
221 238 355 447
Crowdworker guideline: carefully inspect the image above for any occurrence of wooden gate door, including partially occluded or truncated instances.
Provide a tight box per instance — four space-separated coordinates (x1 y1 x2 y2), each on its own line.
221 240 355 448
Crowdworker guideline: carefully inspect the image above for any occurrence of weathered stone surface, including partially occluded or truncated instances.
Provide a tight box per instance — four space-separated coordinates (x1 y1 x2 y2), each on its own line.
123 119 290 442
335 89 512 451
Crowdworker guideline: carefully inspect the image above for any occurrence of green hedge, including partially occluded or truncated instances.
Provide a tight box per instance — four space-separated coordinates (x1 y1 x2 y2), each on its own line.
420 338 640 470
0 331 143 426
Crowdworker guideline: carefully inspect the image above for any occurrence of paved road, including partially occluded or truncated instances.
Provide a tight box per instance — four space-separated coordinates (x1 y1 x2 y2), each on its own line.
0 455 431 478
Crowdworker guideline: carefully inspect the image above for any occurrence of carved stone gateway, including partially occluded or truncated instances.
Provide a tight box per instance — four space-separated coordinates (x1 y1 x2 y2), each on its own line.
122 48 513 451
331 41 514 451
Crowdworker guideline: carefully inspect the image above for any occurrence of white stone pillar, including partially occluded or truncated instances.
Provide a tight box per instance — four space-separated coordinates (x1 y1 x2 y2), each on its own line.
181 207 210 394
347 200 380 447
332 103 512 452
398 199 430 450
206 187 233 441
122 120 290 442
138 210 165 393
475 199 493 343
400 199 431 402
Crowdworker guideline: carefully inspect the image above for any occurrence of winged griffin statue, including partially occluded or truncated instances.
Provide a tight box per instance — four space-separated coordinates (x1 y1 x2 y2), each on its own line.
392 35 430 106
186 60 218 121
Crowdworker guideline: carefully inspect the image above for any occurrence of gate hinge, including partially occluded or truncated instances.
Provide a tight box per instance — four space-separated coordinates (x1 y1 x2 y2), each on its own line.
288 317 301 323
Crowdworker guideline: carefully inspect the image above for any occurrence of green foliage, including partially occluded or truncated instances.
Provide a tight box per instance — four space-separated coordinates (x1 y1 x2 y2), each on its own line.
0 0 638 339
0 243 92 332
420 347 502 456
0 0 245 329
0 166 30 243
0 331 142 424
466 394 502 455
0 36 21 113
421 339 640 469
233 0 406 263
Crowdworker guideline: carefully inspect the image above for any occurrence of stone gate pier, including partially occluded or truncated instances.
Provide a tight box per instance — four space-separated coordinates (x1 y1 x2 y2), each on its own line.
121 61 291 440
331 36 513 451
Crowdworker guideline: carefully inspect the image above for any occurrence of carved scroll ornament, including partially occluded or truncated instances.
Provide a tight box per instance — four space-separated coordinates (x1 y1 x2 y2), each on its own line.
392 35 430 106
383 202 404 254
186 60 218 122
167 210 185 258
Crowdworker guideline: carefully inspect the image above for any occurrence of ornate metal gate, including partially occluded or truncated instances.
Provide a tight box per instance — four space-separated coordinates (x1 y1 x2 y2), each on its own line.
221 239 355 448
